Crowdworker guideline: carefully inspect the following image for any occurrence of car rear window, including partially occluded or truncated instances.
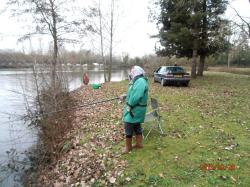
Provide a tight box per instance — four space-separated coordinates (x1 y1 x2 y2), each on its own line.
166 67 185 73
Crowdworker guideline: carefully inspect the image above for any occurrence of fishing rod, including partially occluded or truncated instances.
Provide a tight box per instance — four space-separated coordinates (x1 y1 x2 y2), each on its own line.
38 95 126 117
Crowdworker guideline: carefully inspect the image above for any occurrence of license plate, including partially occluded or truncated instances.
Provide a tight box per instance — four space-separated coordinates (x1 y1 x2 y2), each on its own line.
175 75 182 78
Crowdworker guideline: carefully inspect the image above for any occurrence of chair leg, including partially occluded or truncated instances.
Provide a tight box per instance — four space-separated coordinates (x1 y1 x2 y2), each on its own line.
158 122 164 135
144 118 164 139
145 126 154 139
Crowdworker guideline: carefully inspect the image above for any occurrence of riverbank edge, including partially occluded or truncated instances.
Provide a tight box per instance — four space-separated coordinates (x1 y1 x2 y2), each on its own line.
24 82 128 186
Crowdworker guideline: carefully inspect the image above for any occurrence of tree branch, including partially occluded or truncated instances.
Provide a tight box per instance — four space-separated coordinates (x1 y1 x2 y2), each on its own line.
230 5 250 37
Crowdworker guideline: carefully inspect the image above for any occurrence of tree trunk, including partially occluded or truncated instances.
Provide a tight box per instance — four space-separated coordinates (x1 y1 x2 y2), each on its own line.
50 0 58 110
108 0 114 82
52 36 58 89
191 33 198 78
191 48 197 78
98 0 107 82
51 0 58 90
197 54 205 76
197 0 207 77
227 52 230 68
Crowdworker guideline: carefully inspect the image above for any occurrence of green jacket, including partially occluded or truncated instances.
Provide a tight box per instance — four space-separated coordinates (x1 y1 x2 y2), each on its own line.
122 76 148 123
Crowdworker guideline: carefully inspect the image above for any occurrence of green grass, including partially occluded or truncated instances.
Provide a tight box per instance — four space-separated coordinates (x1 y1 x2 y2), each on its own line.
111 72 250 187
208 67 250 75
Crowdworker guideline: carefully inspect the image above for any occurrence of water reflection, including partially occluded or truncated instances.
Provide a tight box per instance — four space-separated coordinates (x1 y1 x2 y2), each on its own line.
0 69 37 187
68 68 128 90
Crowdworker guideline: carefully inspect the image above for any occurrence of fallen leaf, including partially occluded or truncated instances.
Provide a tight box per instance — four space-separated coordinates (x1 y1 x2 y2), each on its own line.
125 177 131 182
225 144 239 150
109 177 116 183
219 175 227 180
159 173 164 178
230 176 237 182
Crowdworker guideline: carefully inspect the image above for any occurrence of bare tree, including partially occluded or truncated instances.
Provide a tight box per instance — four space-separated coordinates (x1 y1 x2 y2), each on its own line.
226 5 250 68
87 0 119 82
7 0 93 111
8 0 91 91
230 5 250 38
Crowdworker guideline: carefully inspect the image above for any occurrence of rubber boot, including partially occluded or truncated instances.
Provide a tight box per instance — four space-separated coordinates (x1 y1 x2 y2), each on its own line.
133 135 143 149
122 137 132 154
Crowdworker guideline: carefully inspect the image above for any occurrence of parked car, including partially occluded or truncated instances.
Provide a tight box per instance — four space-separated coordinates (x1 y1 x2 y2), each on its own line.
153 66 190 86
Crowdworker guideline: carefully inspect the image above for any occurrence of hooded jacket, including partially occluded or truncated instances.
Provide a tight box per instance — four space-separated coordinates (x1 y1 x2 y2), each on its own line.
122 66 148 123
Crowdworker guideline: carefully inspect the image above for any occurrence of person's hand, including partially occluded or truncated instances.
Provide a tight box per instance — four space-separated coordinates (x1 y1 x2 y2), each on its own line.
117 94 126 104
119 94 127 101
127 106 131 112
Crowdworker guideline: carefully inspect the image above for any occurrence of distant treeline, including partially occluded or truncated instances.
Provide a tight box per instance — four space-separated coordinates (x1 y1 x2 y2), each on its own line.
0 51 34 68
212 48 250 67
0 49 178 70
0 49 127 68
1 46 250 69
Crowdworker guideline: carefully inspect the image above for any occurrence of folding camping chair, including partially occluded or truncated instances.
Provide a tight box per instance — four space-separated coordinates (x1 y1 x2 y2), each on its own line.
143 98 165 139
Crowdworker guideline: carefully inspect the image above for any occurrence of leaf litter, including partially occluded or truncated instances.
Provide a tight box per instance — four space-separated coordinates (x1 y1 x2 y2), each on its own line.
37 83 128 186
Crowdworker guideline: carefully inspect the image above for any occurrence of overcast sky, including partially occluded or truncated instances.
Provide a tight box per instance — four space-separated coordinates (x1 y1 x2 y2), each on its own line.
0 0 249 57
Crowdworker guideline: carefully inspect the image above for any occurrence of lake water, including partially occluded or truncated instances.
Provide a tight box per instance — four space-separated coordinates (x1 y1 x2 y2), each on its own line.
0 67 128 187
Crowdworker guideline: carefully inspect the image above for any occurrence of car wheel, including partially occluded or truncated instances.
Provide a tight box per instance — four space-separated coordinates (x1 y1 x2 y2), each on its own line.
183 82 189 87
161 79 166 86
153 76 157 83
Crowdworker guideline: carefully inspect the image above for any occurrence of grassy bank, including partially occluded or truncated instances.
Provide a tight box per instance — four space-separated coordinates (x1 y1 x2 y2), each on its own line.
207 67 250 75
110 72 250 186
35 71 249 186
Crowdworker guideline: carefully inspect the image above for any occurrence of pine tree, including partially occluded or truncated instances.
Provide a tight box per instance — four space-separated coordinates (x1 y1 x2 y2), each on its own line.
153 0 229 77
197 0 229 76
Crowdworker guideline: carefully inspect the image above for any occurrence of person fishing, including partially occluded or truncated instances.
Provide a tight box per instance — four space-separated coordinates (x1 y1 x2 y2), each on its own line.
121 65 148 154
83 72 89 85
